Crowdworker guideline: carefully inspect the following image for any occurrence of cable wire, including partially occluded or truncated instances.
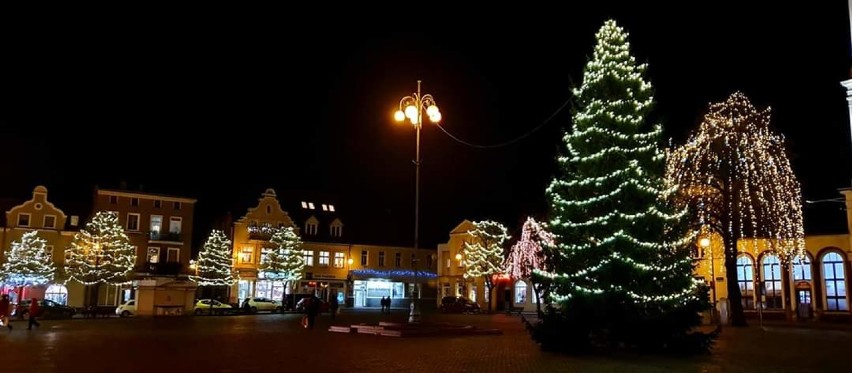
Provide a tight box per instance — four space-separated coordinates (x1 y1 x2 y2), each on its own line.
434 97 571 149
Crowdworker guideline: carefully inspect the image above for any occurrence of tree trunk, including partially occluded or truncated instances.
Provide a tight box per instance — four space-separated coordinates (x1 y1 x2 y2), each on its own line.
485 278 493 313
723 233 747 326
782 262 793 321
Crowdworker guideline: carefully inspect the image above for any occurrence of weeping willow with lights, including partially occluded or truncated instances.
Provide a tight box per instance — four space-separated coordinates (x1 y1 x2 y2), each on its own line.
535 19 711 353
666 92 805 326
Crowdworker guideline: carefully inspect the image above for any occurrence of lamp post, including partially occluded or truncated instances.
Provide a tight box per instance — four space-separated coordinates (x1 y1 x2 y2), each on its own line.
394 80 442 324
455 253 464 297
699 236 717 324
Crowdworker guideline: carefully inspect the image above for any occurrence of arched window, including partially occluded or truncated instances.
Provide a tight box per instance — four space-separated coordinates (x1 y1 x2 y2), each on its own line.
762 255 782 309
44 284 68 305
792 255 812 281
514 281 527 304
822 252 848 311
736 255 755 309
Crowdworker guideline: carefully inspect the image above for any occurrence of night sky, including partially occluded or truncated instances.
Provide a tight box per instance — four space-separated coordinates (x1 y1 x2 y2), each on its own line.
2 3 851 250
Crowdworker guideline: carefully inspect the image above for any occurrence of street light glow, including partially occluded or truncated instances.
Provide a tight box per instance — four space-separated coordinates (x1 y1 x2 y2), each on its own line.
394 110 406 122
699 237 711 248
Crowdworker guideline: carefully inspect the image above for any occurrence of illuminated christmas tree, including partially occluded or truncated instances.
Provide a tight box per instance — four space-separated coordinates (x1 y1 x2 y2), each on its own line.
666 92 804 326
190 230 237 286
504 217 554 315
1 231 55 287
258 226 304 305
463 220 510 313
66 211 136 305
537 19 709 352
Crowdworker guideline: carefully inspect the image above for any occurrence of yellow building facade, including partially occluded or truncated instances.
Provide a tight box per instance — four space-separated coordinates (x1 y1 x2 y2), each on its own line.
0 186 86 307
230 189 437 309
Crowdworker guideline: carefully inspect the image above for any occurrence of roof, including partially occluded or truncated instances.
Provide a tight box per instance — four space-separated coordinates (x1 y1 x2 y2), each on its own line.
277 189 347 244
96 188 197 204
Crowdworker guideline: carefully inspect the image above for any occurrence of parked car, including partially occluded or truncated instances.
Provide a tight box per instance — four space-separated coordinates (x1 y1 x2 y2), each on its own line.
295 297 328 313
14 299 76 319
115 300 137 317
194 299 232 315
244 297 282 313
439 296 480 313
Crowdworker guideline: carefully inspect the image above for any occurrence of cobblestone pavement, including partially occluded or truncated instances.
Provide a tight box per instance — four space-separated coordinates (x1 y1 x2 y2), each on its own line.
0 310 848 372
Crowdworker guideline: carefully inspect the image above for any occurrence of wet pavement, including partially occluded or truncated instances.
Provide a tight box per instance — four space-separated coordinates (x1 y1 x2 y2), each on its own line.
0 310 849 372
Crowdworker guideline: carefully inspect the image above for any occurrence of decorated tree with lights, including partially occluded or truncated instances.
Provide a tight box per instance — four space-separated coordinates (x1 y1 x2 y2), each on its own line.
66 211 136 305
667 92 804 327
463 220 509 313
504 217 554 315
537 19 709 353
1 231 55 287
258 226 304 307
190 230 237 287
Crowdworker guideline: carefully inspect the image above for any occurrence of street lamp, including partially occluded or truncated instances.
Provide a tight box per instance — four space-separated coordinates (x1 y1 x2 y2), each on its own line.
455 253 464 297
698 234 718 324
394 80 441 324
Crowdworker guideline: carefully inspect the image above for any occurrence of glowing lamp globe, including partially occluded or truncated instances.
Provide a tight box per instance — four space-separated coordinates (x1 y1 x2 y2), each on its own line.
429 111 442 123
404 105 418 120
699 237 711 248
426 105 439 117
394 110 406 122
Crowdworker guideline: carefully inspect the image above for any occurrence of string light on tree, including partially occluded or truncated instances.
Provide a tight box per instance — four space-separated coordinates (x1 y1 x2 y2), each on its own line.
535 19 710 352
463 220 509 313
1 231 55 287
666 92 805 327
504 217 554 314
190 230 238 286
258 226 305 305
65 211 135 286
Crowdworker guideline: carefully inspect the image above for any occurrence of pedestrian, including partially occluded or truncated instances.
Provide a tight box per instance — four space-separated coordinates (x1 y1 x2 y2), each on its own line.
0 294 11 331
27 297 41 330
306 295 320 329
329 295 339 320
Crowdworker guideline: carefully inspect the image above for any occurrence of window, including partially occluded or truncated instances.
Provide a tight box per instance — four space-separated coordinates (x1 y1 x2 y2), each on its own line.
515 281 528 304
378 252 385 267
70 216 79 226
154 200 162 208
443 250 450 269
306 222 318 235
736 255 755 309
43 215 56 229
148 247 160 264
308 202 315 209
303 250 314 266
240 247 254 264
823 252 848 311
361 250 368 266
167 248 180 263
109 195 118 204
330 225 342 237
322 204 328 211
151 215 163 233
301 201 308 208
793 255 812 281
319 251 330 266
45 284 68 305
334 252 345 268
426 254 433 268
169 217 182 234
395 253 401 267
329 205 335 212
17 213 31 227
762 255 782 309
127 213 140 231
131 198 139 207
174 201 181 210
266 205 271 214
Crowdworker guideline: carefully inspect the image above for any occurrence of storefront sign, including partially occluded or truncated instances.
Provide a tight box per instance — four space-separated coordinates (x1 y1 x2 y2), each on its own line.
312 274 337 279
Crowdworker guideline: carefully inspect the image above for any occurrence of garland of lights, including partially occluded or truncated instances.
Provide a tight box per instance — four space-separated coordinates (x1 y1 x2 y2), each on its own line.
350 269 438 279
666 92 805 262
258 226 305 284
1 231 55 286
190 230 238 286
65 211 136 286
463 220 510 311
541 19 704 312
504 217 553 279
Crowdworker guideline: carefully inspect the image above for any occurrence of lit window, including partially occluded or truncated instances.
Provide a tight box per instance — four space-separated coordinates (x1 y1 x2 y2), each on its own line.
514 281 527 304
793 255 812 281
303 250 314 266
334 252 345 268
762 255 782 309
322 204 328 211
70 216 79 226
319 251 330 266
329 205 335 212
240 247 254 264
736 255 755 310
45 285 68 305
823 252 848 311
301 201 308 208
308 202 315 210
148 247 160 263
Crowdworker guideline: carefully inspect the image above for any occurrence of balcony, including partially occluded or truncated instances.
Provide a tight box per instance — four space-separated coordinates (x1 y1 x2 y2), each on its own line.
247 223 276 241
149 231 183 243
139 262 184 276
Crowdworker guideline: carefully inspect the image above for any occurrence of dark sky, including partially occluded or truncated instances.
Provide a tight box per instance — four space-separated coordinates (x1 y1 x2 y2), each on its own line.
2 3 851 249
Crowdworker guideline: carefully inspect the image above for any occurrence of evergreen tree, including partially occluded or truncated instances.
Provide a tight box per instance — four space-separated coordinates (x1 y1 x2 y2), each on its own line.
1 231 55 287
258 226 304 307
190 230 237 286
537 19 710 353
463 220 509 313
66 211 136 306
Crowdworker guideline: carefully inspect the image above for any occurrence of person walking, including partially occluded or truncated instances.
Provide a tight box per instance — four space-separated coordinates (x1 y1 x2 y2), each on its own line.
0 294 11 331
306 295 320 330
27 298 41 330
329 295 339 320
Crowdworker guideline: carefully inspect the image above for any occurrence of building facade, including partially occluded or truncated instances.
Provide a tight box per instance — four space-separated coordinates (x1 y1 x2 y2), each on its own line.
0 186 83 307
230 188 438 309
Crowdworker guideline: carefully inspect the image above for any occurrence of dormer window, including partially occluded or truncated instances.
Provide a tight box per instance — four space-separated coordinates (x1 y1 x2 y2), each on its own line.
330 225 342 237
321 204 328 211
306 222 318 235
308 202 315 210
329 205 335 212
301 201 308 208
